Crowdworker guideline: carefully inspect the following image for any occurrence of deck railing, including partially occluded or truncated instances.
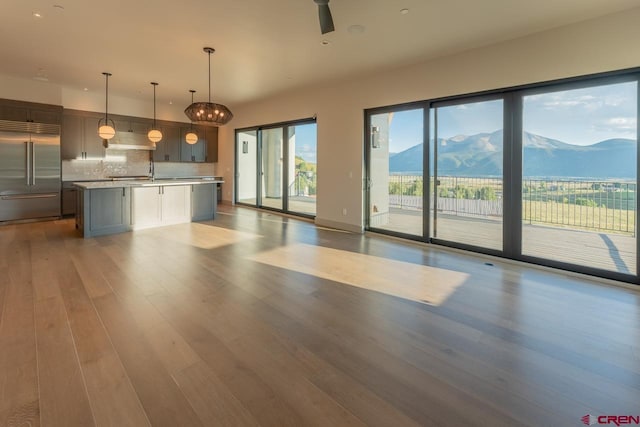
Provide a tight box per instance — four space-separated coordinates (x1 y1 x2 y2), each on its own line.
387 175 636 235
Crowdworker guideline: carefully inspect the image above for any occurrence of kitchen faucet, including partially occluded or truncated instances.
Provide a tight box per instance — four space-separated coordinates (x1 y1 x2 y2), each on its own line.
149 159 155 181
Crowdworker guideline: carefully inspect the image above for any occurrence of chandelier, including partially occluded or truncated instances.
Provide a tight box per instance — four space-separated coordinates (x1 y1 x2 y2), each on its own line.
184 47 233 126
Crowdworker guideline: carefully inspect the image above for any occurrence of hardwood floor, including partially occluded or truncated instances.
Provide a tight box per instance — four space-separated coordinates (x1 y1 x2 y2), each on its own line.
0 205 639 426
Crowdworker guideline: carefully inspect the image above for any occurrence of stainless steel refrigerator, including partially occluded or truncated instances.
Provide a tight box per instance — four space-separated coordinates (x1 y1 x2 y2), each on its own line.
0 120 61 222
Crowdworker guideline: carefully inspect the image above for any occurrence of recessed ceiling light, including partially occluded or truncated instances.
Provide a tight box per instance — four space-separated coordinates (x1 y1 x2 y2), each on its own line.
83 87 88 91
347 25 365 34
169 101 173 105
32 12 43 18
400 8 409 15
321 40 330 46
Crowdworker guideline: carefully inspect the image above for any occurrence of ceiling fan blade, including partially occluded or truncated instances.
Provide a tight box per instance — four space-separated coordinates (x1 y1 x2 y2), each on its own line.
317 2 335 34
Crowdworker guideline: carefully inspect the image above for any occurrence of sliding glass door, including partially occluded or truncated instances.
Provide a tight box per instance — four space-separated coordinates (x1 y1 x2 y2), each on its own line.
367 107 425 238
235 119 317 217
287 123 317 216
521 80 637 275
366 71 639 283
432 98 504 251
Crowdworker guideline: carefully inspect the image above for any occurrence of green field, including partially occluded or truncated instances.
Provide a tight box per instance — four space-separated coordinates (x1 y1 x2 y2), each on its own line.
523 200 635 235
388 175 636 235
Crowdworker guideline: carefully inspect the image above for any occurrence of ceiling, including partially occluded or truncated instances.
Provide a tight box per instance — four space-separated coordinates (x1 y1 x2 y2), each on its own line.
1 0 639 109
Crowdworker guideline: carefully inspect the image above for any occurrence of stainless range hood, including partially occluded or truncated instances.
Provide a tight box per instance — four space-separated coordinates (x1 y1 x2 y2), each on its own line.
103 131 156 150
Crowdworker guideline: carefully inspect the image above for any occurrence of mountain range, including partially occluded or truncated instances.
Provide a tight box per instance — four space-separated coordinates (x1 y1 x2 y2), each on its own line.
388 130 637 178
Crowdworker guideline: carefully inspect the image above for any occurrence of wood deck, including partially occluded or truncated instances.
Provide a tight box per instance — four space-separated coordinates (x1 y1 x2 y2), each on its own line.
0 205 639 426
380 208 636 274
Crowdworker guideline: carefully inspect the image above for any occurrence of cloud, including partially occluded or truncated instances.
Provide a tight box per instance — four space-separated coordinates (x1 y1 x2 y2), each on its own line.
606 117 637 128
539 94 603 111
593 116 637 134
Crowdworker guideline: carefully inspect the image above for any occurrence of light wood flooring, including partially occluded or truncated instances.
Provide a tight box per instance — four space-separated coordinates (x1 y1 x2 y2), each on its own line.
0 205 639 426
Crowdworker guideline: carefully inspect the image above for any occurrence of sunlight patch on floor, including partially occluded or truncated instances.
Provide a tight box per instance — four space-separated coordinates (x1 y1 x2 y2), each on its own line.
247 243 469 306
152 223 263 249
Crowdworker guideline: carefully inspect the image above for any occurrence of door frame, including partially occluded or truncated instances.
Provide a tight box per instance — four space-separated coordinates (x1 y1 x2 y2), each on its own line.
364 101 429 242
234 117 317 218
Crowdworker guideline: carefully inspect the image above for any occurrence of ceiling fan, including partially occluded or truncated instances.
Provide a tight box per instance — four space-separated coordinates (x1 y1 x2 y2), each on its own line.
314 0 335 34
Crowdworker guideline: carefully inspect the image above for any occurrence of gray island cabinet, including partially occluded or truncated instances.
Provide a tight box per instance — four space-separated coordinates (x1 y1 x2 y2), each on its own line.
74 179 221 238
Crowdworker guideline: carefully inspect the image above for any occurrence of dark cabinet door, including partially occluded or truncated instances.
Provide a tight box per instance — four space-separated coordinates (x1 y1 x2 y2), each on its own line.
165 127 181 162
204 127 218 163
180 127 206 162
130 121 150 135
154 126 181 162
191 184 215 221
88 187 130 236
62 188 77 216
0 104 30 122
83 116 105 159
0 100 62 124
30 108 61 125
61 114 85 160
113 119 149 134
192 138 206 162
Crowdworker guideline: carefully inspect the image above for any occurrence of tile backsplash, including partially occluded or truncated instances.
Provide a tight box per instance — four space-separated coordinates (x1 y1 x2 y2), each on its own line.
154 162 216 178
62 149 215 181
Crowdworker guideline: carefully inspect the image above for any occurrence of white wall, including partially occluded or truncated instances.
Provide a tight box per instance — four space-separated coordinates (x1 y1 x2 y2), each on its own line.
219 7 640 233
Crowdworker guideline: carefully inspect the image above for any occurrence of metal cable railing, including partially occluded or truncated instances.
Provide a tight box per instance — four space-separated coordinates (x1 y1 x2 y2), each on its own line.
387 175 636 235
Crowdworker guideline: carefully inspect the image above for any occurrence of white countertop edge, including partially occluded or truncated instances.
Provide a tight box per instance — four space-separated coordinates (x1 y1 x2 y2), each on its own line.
73 179 224 189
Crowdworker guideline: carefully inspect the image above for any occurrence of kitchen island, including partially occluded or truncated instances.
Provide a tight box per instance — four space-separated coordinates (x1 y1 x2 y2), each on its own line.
74 178 223 238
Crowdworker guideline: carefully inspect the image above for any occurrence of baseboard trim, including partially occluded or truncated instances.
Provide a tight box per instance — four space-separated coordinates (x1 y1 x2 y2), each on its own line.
314 218 363 234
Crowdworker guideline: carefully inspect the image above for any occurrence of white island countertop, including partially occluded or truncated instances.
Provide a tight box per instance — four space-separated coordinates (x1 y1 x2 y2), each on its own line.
73 178 224 189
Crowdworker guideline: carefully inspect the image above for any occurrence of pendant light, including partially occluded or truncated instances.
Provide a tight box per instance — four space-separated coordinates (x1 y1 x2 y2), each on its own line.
98 72 116 140
148 82 163 143
184 47 233 126
185 90 198 145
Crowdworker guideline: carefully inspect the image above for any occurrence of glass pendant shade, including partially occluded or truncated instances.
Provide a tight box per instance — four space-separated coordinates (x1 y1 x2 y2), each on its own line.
148 128 162 143
98 124 116 140
184 47 233 126
185 131 198 145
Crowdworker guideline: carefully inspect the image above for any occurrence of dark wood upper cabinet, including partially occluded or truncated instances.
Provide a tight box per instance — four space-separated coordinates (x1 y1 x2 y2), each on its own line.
204 126 218 163
180 125 218 163
2 98 218 163
153 125 181 162
0 99 62 124
180 127 206 162
61 110 106 160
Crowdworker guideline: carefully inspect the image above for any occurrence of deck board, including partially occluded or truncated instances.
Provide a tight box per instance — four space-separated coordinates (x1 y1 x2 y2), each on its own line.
378 208 636 274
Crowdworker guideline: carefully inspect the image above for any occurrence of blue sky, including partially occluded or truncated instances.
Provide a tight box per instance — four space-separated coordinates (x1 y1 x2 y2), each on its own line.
294 123 317 163
388 81 637 152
